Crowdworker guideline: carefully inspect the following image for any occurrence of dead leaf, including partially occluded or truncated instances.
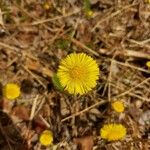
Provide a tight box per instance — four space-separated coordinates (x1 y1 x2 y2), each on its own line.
0 98 13 114
89 108 101 115
26 58 53 77
73 136 94 150
139 110 150 126
12 105 30 120
32 116 47 133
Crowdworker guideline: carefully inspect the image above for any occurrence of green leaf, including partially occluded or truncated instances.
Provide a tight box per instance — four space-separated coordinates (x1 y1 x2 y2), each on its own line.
83 0 93 18
56 39 70 50
52 74 64 91
84 0 91 11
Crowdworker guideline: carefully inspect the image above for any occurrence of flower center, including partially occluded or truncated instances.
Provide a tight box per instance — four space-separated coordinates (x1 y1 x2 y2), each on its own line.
70 66 85 80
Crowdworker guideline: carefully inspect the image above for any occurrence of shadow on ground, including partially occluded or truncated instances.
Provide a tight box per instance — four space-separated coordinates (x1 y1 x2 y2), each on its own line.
0 84 29 150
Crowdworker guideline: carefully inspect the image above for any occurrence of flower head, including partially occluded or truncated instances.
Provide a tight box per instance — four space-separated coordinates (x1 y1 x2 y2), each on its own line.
57 53 99 95
43 2 51 10
3 83 20 100
146 61 150 68
112 101 125 113
145 0 150 4
100 123 126 141
86 10 94 17
39 130 53 146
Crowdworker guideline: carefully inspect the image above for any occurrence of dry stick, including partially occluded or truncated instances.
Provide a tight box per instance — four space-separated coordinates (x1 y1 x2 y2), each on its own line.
129 93 149 102
61 99 106 122
0 41 53 79
99 48 150 60
111 83 150 102
128 39 150 49
112 77 150 99
22 65 47 89
39 115 50 128
44 25 65 52
122 49 150 60
92 4 137 31
6 57 18 68
66 37 99 56
0 41 38 61
0 41 19 52
140 38 150 44
25 95 39 143
68 19 80 47
113 60 150 74
31 9 81 25
107 53 117 102
29 95 39 121
13 2 60 32
71 95 78 125
34 96 46 117
51 0 63 14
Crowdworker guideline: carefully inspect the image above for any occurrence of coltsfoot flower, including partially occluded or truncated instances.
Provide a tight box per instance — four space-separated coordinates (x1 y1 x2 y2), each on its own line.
145 0 150 4
3 83 20 100
57 53 99 95
43 2 51 10
39 130 53 146
146 61 150 68
100 123 127 141
112 101 125 113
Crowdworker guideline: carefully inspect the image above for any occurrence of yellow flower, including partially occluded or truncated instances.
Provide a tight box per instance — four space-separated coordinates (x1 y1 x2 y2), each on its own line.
86 10 94 17
3 83 20 100
100 123 126 141
43 3 51 10
39 130 53 146
145 0 150 4
146 61 150 68
112 101 125 113
57 53 99 95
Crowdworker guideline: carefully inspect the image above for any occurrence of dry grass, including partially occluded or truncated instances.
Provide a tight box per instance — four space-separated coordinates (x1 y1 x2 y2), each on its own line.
0 0 150 150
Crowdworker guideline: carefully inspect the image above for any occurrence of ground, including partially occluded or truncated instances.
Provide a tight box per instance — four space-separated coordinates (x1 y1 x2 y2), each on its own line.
0 0 150 150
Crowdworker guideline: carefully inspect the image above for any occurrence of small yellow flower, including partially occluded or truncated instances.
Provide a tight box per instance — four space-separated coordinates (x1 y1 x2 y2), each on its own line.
100 123 126 141
57 53 99 95
86 10 94 17
146 61 150 68
43 3 51 10
112 101 125 113
3 83 20 100
39 130 53 146
145 0 150 4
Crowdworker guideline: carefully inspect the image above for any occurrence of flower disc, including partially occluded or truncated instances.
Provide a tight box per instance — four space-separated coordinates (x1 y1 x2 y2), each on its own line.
57 53 99 95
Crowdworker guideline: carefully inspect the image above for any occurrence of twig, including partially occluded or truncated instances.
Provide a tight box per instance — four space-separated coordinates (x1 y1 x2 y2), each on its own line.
61 99 106 122
92 4 137 31
13 1 60 33
113 60 150 74
111 83 150 102
99 48 150 60
107 53 117 102
22 65 47 89
114 77 150 98
66 37 99 56
0 41 20 52
29 95 39 120
128 93 149 102
140 38 150 44
34 96 46 117
128 39 150 49
31 9 81 25
122 49 150 60
39 115 50 128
